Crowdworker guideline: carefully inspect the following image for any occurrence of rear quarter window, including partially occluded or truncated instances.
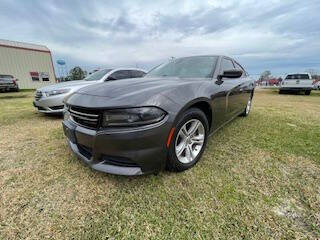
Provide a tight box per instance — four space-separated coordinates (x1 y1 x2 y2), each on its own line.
131 70 146 78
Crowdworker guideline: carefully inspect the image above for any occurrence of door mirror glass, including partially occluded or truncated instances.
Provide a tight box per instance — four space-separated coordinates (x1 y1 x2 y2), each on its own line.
219 69 242 79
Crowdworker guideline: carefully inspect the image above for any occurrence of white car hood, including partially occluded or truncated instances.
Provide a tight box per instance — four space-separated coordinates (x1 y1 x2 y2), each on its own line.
38 80 99 92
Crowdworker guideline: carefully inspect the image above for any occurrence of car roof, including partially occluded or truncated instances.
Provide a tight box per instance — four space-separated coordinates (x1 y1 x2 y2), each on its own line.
177 55 224 58
285 73 311 75
98 67 147 73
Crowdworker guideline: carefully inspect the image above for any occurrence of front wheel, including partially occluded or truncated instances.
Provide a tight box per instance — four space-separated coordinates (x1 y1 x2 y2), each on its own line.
167 108 209 172
305 90 311 95
240 97 252 117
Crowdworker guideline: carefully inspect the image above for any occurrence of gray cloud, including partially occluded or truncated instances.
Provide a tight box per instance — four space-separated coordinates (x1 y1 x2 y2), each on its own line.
0 0 319 74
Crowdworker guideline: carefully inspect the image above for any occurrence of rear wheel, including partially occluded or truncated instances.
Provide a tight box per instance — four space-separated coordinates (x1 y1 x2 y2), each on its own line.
279 90 283 94
305 90 311 95
167 108 209 172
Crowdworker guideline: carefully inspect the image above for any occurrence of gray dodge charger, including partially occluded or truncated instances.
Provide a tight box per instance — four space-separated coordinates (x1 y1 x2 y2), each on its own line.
62 55 255 175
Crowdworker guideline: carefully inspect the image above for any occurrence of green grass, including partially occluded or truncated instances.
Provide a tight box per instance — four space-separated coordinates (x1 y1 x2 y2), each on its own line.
0 89 319 239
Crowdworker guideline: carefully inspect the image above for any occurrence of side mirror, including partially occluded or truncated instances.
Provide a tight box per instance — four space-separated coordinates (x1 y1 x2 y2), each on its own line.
218 69 243 80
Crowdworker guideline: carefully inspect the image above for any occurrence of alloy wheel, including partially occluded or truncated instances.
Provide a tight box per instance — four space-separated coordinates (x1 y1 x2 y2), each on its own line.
175 119 205 164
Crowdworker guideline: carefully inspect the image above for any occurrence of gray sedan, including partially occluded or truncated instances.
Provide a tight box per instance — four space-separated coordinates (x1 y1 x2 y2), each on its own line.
0 74 19 92
63 55 255 175
33 68 146 113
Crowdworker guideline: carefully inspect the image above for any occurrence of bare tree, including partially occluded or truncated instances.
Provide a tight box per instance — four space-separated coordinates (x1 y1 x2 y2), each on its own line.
305 69 318 79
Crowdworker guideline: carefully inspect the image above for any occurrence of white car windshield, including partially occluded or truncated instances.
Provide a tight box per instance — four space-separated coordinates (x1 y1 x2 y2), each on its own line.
85 69 112 81
0 75 13 79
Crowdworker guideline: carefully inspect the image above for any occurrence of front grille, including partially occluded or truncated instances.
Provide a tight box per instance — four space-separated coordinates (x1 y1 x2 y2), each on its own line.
50 105 64 110
101 155 139 167
35 91 43 101
69 106 100 129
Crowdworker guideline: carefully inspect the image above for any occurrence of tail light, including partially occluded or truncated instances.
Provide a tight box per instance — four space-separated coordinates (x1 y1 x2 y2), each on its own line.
13 79 17 85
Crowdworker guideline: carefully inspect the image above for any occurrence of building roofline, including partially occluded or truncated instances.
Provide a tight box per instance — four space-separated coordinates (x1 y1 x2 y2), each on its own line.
0 39 50 53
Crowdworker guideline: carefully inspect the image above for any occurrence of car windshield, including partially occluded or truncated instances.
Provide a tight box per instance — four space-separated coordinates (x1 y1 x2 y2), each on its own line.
85 69 112 81
285 74 310 80
146 56 218 78
0 75 13 79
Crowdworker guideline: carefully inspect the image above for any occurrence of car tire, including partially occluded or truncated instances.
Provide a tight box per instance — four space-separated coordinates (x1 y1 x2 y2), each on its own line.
305 90 311 95
167 108 209 172
240 95 253 117
279 90 283 94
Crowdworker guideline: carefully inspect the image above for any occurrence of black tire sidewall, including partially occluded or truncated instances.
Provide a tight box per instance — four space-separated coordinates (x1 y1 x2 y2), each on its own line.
167 108 209 171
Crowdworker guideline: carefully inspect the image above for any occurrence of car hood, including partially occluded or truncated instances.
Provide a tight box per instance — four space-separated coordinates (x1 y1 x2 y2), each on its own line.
66 77 208 109
38 80 99 92
77 77 203 98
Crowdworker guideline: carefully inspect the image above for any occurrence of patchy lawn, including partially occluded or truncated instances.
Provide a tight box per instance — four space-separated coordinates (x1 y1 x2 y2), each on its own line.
0 89 319 239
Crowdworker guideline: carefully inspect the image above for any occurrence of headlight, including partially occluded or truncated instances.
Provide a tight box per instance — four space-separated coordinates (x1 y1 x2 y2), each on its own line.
46 88 70 97
102 107 166 127
63 109 70 121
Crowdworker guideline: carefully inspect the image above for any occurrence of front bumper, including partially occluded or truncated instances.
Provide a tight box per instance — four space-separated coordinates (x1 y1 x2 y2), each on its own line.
62 117 171 175
33 93 69 113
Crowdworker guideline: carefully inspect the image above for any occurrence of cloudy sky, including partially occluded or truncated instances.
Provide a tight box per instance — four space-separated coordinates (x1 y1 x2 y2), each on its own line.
0 0 319 76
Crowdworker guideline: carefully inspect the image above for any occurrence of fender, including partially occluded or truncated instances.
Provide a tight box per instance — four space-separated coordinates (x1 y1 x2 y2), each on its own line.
172 97 213 131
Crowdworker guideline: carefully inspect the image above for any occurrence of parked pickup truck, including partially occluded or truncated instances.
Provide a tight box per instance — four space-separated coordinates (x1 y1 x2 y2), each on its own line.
279 73 313 95
0 74 19 92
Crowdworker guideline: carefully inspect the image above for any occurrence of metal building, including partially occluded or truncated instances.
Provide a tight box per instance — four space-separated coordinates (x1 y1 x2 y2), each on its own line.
0 39 56 89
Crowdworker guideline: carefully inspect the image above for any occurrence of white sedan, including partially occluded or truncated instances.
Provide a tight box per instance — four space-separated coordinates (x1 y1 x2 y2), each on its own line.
33 68 146 114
